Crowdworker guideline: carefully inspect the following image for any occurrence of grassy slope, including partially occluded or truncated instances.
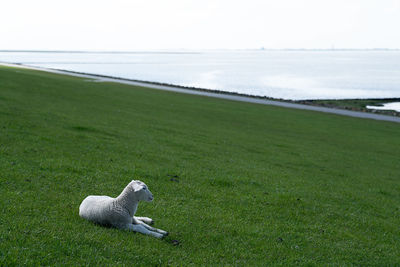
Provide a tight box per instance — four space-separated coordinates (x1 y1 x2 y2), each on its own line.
0 66 399 265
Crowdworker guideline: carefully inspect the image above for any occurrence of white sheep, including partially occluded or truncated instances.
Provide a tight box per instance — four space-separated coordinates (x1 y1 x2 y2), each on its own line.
79 180 168 238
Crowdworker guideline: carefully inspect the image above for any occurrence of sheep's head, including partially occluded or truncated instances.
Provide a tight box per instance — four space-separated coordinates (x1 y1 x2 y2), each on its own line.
131 180 154 202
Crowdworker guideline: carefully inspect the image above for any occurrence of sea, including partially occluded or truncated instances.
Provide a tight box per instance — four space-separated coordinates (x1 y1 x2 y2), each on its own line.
1 50 400 100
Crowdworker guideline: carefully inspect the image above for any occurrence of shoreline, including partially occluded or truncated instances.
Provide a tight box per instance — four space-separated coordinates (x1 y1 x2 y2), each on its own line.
1 62 400 124
2 48 400 53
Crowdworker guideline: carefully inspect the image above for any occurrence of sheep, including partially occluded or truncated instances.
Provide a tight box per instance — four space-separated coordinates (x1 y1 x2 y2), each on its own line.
79 180 168 239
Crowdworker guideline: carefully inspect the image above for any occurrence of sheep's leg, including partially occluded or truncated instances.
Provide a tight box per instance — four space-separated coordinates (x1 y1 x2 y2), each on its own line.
121 223 164 239
134 216 154 225
132 217 168 236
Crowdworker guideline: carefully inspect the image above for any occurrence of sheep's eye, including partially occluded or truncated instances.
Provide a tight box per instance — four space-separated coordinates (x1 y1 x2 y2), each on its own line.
142 187 147 191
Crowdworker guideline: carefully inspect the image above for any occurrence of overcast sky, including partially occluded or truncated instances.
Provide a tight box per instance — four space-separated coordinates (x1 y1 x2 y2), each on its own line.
1 0 399 51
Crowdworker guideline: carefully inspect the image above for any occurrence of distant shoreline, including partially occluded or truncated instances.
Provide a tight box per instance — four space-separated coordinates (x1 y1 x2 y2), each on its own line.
1 62 400 123
1 48 400 53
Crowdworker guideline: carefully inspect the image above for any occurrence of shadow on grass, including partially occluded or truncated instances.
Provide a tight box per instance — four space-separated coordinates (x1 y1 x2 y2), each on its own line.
68 125 121 139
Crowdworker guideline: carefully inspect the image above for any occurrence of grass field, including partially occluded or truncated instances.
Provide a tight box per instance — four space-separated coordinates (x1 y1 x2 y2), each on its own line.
1 65 400 265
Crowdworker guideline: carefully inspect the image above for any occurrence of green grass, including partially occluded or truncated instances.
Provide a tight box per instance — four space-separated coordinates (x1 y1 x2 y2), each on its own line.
1 65 400 265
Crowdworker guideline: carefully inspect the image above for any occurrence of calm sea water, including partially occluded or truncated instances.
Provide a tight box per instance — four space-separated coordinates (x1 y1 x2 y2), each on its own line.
1 50 400 100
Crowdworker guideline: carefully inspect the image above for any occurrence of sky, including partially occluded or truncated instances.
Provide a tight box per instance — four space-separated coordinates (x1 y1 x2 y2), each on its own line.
1 0 400 51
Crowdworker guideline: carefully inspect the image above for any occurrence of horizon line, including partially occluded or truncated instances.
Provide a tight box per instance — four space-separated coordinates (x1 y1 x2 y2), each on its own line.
1 48 400 53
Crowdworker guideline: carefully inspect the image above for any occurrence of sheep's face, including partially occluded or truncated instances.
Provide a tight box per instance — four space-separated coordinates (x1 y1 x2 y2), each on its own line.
131 180 154 202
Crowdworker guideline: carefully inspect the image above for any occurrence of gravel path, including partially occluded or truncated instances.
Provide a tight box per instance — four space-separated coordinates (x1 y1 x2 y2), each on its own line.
2 62 400 124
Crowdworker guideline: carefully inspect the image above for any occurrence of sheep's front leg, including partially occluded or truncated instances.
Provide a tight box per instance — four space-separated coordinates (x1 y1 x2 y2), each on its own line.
134 216 154 225
132 217 168 236
123 224 164 239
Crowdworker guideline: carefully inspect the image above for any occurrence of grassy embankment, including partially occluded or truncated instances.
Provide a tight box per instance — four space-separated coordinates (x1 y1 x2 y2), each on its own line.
1 66 399 265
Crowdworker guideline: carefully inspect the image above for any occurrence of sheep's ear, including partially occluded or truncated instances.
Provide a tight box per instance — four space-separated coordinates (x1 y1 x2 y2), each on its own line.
131 182 143 192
